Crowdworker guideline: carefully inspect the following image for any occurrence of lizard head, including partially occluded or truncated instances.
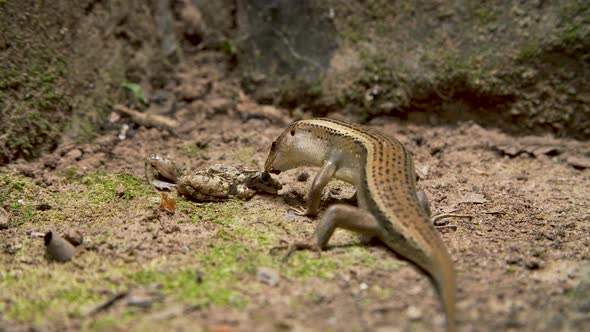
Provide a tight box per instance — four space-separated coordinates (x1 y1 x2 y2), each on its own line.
264 121 305 174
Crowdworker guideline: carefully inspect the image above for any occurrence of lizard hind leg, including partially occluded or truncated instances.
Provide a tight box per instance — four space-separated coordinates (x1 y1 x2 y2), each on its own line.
280 204 383 259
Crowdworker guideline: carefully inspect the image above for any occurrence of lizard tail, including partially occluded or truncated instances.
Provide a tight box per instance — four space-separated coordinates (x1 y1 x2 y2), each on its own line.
431 249 457 332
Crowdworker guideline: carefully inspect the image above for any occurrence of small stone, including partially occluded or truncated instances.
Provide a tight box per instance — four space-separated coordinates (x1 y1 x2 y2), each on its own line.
35 203 52 211
379 102 395 112
126 288 158 308
0 208 9 230
406 305 422 321
567 156 590 170
115 185 127 199
525 258 543 270
44 157 58 170
256 267 280 286
64 148 83 161
296 172 309 182
64 230 85 246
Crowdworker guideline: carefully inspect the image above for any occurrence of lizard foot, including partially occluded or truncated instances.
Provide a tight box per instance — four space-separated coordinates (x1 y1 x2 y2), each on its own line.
289 206 311 217
270 238 321 262
431 213 473 228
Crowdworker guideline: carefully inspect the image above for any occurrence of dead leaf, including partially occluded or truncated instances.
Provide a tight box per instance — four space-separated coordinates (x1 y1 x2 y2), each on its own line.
159 192 176 213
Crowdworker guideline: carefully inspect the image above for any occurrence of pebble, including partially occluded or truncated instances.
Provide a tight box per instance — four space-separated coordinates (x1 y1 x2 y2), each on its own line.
296 172 309 182
256 267 280 286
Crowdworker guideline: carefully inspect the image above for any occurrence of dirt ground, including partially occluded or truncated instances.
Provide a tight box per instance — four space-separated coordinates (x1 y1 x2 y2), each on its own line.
1 49 589 332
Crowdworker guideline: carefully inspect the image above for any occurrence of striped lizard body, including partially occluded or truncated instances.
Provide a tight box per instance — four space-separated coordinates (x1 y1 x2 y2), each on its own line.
264 118 457 331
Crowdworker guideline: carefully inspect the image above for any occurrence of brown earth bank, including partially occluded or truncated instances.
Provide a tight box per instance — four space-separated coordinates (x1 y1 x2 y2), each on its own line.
1 1 590 332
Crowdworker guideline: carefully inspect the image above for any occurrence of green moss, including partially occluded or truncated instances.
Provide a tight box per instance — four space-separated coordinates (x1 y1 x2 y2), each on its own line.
179 142 208 158
231 147 257 164
0 173 40 226
62 167 81 181
0 254 112 323
190 200 246 224
518 45 542 60
474 7 500 24
88 316 119 330
560 28 582 44
130 244 253 307
0 39 69 162
340 30 365 43
563 288 575 298
222 40 237 60
65 171 154 204
308 82 323 98
505 264 518 273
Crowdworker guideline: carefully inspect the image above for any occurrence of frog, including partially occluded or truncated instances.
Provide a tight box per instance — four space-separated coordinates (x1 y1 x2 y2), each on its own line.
145 157 282 202
145 156 182 190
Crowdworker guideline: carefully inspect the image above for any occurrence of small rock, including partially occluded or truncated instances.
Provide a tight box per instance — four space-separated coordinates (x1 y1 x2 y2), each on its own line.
109 111 121 123
505 257 522 265
406 305 423 320
35 203 52 211
281 213 309 223
44 157 58 170
430 146 443 156
195 269 204 284
64 230 85 246
256 267 280 286
3 243 18 255
115 185 127 199
126 288 158 308
296 172 310 182
412 135 425 147
379 102 395 112
0 207 10 230
16 166 36 178
207 97 233 113
525 258 543 270
567 156 590 170
64 148 83 161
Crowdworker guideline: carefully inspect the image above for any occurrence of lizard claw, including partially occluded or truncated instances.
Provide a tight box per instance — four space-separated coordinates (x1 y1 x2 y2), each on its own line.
270 239 322 262
289 206 309 216
431 213 473 227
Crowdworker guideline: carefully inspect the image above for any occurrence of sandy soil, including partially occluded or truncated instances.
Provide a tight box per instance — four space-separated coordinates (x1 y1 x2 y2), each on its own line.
1 50 589 332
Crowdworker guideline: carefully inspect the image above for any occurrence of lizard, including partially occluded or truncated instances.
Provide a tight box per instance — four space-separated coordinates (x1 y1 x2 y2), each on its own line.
264 118 457 331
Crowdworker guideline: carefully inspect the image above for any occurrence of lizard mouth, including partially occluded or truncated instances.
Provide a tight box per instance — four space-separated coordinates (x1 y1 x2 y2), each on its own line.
268 167 281 175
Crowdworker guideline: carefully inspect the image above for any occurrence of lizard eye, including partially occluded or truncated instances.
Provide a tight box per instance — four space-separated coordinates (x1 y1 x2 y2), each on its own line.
290 130 295 136
271 141 276 149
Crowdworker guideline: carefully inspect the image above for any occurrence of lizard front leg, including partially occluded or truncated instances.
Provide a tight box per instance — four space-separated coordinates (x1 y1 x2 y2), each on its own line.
292 160 337 216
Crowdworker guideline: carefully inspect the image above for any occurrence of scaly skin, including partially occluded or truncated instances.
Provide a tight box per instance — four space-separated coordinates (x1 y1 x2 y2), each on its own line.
265 118 457 331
